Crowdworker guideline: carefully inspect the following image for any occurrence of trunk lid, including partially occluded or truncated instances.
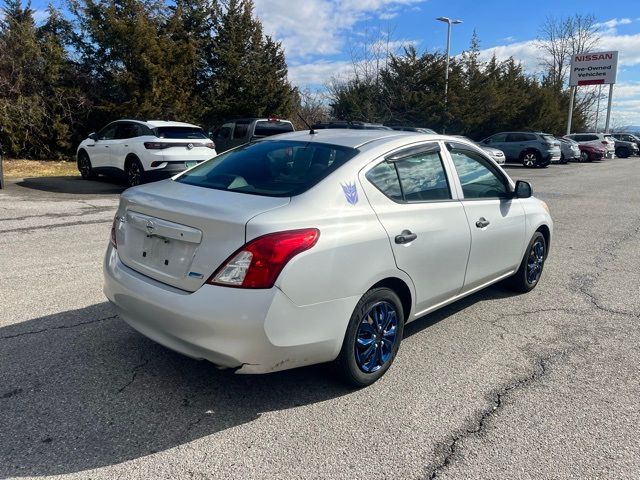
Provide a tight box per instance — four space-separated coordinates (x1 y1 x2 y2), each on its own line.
115 180 290 291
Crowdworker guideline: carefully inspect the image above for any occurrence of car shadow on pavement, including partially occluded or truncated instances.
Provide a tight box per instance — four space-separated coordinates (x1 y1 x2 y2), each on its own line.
15 176 126 195
0 284 517 478
0 302 349 478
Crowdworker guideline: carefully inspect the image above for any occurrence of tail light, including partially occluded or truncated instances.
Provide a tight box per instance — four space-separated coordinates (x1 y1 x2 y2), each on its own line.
144 142 170 149
207 229 320 289
110 216 118 248
205 141 216 149
601 141 608 145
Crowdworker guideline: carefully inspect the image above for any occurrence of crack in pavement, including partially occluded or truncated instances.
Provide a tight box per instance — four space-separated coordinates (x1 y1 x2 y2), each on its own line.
0 315 118 340
117 358 151 393
0 218 111 234
0 206 114 223
424 348 577 480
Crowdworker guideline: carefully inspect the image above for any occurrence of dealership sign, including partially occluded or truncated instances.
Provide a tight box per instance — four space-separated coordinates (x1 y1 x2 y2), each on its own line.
569 51 618 86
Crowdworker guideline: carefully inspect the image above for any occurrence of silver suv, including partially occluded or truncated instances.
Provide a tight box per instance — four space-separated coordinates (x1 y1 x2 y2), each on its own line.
480 132 561 167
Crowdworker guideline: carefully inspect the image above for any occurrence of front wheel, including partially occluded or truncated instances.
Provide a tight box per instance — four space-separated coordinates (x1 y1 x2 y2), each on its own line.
616 147 630 158
579 151 591 162
77 151 96 180
335 288 404 387
506 232 546 293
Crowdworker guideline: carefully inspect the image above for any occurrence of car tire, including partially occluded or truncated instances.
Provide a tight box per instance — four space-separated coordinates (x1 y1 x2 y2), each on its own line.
559 153 566 164
335 287 404 388
506 231 546 293
77 151 96 180
125 157 145 187
521 151 540 168
579 151 591 162
616 147 630 158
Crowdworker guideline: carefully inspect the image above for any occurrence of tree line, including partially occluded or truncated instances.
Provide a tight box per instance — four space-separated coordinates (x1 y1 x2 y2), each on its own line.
0 0 294 159
0 0 597 159
328 26 595 140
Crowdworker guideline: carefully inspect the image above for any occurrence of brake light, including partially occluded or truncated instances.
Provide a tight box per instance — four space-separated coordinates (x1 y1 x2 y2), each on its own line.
144 142 170 149
208 229 320 288
110 216 118 248
601 141 608 145
205 141 215 149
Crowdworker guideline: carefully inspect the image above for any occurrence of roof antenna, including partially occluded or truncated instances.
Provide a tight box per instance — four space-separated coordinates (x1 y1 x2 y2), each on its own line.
297 113 316 135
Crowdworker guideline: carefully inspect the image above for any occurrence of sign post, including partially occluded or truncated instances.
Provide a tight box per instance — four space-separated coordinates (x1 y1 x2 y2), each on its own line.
567 50 618 134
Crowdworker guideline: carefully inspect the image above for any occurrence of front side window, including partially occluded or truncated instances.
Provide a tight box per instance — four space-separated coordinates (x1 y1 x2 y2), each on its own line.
98 124 117 140
176 140 359 197
115 122 138 140
449 146 510 199
487 133 507 143
366 148 451 202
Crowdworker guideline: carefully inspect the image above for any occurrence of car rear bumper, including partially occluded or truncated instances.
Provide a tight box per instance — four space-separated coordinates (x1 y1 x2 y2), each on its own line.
103 246 355 373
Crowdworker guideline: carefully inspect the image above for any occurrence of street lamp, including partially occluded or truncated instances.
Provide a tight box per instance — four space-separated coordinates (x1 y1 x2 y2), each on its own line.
436 16 462 133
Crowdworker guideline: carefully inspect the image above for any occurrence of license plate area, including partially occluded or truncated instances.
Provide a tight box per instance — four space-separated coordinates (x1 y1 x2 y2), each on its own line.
185 161 197 168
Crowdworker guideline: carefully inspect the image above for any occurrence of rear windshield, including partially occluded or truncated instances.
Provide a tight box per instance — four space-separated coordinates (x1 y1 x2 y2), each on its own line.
253 121 294 137
176 140 359 197
154 127 207 139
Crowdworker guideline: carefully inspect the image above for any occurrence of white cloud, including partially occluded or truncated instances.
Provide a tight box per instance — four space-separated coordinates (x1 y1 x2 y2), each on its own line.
594 17 632 35
253 0 425 58
288 60 355 86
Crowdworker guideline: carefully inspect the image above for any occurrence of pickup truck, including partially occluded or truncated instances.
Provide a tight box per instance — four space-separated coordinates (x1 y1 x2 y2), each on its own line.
210 118 294 153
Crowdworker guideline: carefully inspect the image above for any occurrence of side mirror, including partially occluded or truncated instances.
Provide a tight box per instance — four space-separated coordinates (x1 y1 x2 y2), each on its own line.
515 180 532 198
88 133 98 141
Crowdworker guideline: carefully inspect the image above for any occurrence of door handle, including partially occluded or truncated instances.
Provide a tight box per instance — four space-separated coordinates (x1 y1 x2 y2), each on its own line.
475 217 490 228
395 230 417 244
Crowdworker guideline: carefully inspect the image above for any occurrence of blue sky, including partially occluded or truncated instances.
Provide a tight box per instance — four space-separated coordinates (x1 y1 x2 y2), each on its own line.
252 0 640 127
23 0 640 126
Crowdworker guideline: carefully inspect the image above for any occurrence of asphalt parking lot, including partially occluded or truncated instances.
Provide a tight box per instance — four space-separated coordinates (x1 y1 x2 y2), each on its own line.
1 160 639 479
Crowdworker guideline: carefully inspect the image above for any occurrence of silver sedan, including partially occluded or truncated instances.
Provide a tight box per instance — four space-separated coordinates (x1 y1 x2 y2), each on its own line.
104 130 552 387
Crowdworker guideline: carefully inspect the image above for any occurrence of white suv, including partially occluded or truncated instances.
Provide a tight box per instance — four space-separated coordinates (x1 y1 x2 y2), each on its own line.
565 132 615 159
77 120 217 187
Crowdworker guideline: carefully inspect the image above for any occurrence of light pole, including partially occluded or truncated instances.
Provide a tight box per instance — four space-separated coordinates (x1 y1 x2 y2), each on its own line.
436 16 462 133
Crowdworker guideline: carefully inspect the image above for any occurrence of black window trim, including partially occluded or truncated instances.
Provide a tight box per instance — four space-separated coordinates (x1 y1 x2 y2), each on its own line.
446 142 514 201
366 143 454 205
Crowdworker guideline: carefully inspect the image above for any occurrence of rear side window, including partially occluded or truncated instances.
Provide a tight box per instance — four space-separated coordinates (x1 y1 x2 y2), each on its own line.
155 127 207 139
448 146 509 199
541 135 556 143
176 140 359 197
254 121 294 137
366 149 451 202
233 123 249 139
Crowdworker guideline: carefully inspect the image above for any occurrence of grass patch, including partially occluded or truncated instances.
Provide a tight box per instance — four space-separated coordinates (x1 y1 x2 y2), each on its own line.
1 159 79 178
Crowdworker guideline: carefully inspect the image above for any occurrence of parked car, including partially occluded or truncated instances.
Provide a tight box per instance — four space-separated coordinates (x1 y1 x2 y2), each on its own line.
104 130 552 387
480 132 560 167
611 137 639 158
389 126 437 134
210 118 294 154
77 120 216 187
564 133 615 159
312 121 392 130
557 137 581 163
577 144 606 162
454 135 505 165
611 132 640 150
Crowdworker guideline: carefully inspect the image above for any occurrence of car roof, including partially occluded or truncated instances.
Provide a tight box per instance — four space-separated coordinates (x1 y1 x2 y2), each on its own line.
128 120 202 129
256 129 484 154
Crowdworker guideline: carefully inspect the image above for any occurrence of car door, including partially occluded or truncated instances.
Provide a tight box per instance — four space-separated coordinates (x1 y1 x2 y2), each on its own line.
504 132 526 160
360 142 472 315
444 142 526 291
110 122 138 171
230 121 251 149
483 133 509 158
89 123 118 168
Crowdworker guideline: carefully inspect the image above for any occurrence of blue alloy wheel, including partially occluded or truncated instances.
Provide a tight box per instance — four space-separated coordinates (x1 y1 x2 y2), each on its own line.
355 301 399 373
526 239 545 285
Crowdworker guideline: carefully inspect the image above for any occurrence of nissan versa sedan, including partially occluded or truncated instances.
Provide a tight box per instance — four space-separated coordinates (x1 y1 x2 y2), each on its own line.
104 130 552 387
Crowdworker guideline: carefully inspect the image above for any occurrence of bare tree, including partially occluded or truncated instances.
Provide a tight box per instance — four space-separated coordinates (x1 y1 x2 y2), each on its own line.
537 14 601 88
292 87 329 129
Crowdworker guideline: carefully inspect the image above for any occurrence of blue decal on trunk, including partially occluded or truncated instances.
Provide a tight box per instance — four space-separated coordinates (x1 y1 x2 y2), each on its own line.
341 182 358 205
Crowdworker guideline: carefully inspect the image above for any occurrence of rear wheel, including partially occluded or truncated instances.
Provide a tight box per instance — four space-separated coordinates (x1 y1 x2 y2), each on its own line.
336 287 404 387
125 157 144 187
616 147 630 158
579 151 591 162
506 232 546 293
77 151 96 180
521 151 540 168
